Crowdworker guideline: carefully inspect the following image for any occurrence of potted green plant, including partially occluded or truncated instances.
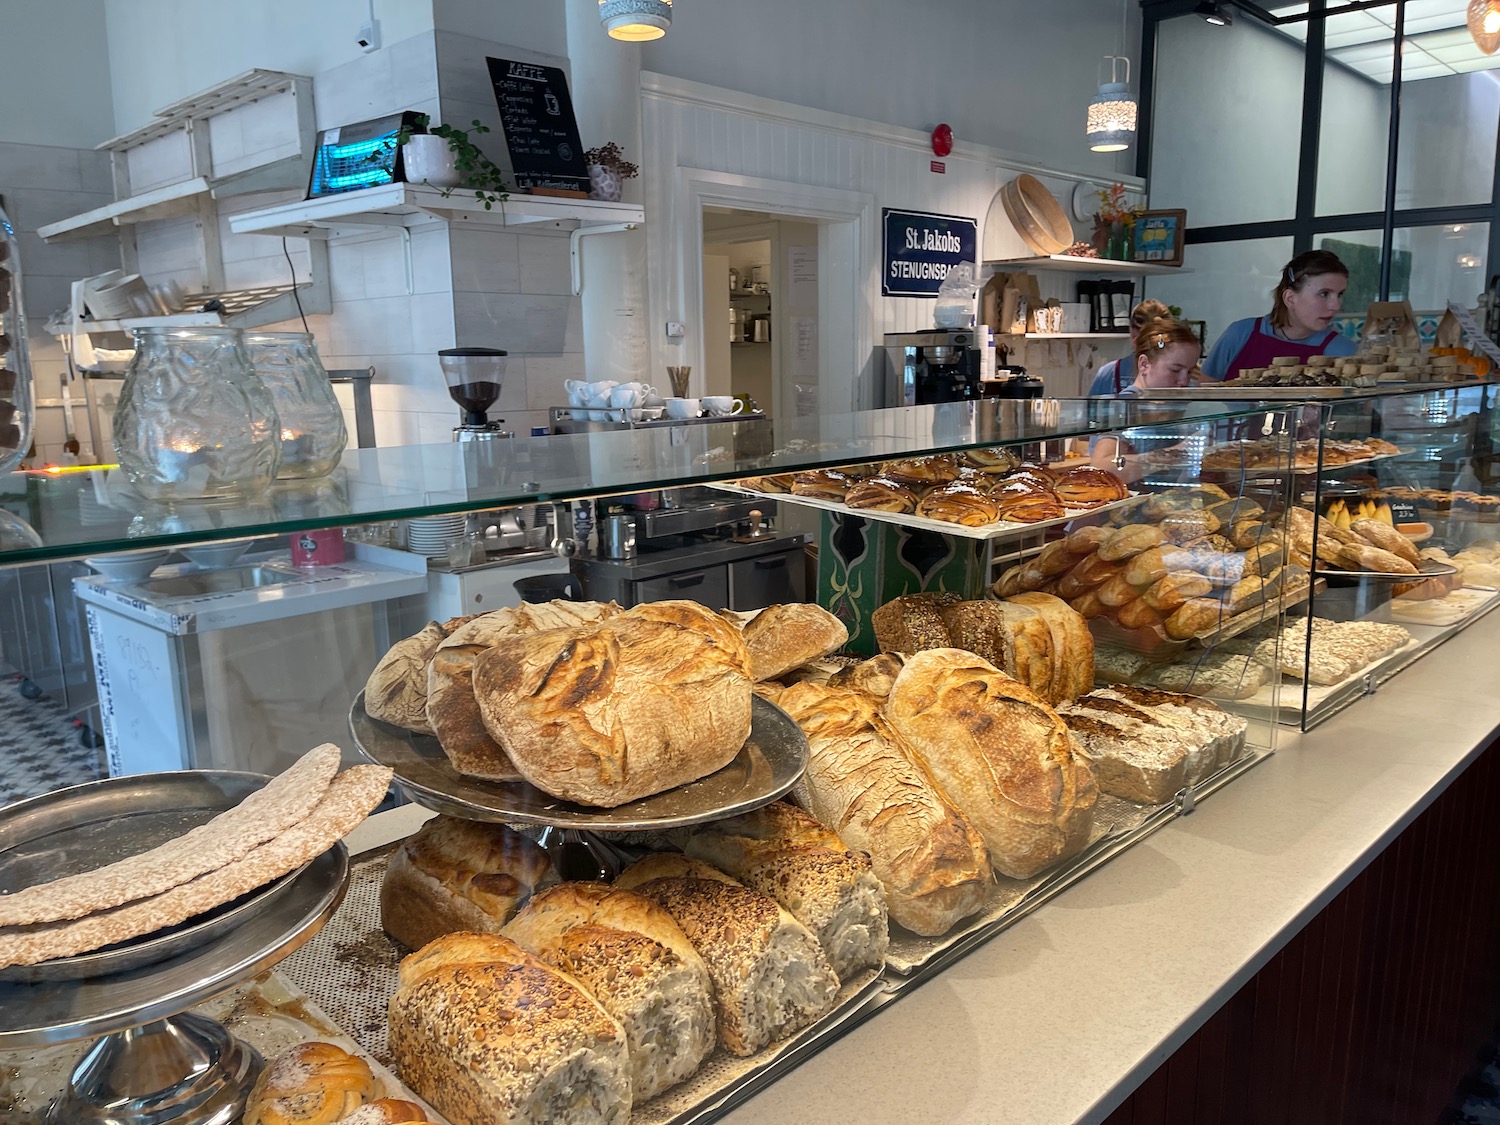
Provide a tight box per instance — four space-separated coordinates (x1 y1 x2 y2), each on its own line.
396 115 510 209
583 142 639 202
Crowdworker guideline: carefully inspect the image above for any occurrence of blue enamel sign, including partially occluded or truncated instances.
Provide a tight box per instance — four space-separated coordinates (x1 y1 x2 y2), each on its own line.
882 207 978 297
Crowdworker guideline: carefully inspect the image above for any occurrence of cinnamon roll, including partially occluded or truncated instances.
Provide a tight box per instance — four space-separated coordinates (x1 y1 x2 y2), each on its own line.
915 482 1002 527
845 476 919 514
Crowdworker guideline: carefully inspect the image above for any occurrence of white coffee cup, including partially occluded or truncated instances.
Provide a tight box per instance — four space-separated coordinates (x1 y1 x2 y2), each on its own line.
702 396 746 416
609 382 651 408
665 397 700 419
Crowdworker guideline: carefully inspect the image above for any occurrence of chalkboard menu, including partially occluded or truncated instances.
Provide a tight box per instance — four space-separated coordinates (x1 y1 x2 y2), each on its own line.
486 56 590 195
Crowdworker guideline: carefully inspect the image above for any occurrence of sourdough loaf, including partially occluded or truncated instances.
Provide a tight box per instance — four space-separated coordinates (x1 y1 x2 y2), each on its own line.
681 801 889 981
884 649 1097 880
364 621 445 734
472 601 754 807
503 883 715 1100
741 603 849 682
780 681 992 935
380 816 556 951
613 860 840 1056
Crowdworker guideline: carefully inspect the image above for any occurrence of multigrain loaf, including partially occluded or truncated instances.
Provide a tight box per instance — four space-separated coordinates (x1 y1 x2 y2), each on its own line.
614 861 840 1056
870 592 960 654
472 601 754 807
503 883 715 1100
388 932 630 1125
380 816 556 951
741 603 849 682
779 681 991 936
364 621 446 734
681 801 889 981
884 649 1097 880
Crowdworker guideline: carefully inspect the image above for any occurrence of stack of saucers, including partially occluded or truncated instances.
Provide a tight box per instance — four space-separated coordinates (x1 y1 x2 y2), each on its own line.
405 514 468 557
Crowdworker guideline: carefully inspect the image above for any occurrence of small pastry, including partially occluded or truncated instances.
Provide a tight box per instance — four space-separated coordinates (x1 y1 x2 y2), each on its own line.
791 469 856 501
844 476 919 514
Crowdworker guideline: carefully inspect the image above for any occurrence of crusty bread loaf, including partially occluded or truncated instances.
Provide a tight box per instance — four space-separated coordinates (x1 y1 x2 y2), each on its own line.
742 603 849 682
780 682 991 935
243 1041 379 1125
1004 592 1095 706
871 592 960 654
682 801 889 981
614 861 839 1056
473 601 754 807
380 816 556 951
389 932 630 1125
428 602 622 782
885 649 1097 880
503 883 715 1100
826 653 907 700
365 622 445 734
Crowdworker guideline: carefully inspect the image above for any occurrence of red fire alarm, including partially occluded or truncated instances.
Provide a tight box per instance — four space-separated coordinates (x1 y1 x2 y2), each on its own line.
931 123 954 157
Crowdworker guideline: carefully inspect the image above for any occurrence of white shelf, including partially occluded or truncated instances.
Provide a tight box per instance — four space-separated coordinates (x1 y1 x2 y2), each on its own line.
985 254 1188 276
38 178 212 241
1014 332 1132 340
228 183 645 239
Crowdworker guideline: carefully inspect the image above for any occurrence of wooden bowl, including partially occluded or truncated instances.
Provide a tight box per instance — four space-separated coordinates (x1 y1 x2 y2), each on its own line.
1001 174 1073 256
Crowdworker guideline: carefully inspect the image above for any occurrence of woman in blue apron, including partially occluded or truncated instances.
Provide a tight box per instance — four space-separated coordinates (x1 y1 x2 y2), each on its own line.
1088 298 1172 395
1202 249 1357 381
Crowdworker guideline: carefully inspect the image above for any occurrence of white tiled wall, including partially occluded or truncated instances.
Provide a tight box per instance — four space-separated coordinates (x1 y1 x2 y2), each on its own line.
0 141 119 465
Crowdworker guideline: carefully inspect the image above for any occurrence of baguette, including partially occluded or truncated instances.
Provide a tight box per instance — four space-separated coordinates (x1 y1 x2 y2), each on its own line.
1096 574 1142 608
1098 524 1164 562
1350 517 1422 566
388 933 631 1125
1115 598 1165 630
780 682 991 936
1142 571 1213 613
1165 597 1226 640
885 649 1097 880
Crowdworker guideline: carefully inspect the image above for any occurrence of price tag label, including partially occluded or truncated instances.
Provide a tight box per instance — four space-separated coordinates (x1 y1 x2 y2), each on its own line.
1389 500 1420 525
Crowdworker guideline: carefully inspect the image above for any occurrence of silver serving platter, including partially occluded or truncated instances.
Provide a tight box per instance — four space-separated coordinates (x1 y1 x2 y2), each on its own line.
349 691 808 830
0 771 308 984
0 843 347 1048
1314 558 1459 582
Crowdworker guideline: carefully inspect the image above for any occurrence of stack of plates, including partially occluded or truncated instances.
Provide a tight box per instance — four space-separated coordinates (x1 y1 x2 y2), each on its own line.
405 514 467 557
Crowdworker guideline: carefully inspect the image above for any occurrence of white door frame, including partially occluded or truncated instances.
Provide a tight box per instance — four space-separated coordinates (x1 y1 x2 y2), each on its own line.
670 167 877 413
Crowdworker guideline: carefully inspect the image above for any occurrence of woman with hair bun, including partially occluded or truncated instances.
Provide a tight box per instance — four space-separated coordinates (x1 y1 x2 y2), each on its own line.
1201 249 1357 381
1087 298 1173 395
1087 317 1204 474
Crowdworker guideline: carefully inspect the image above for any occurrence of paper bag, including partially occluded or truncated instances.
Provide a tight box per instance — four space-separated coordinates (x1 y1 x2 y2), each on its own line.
1434 309 1464 349
999 271 1041 337
1361 300 1420 350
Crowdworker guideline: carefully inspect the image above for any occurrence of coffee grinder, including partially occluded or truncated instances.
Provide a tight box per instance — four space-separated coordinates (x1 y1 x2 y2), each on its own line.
440 347 512 441
882 329 982 407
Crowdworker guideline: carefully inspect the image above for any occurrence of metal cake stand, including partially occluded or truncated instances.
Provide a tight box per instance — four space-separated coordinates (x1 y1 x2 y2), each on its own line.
349 691 809 879
0 771 350 1125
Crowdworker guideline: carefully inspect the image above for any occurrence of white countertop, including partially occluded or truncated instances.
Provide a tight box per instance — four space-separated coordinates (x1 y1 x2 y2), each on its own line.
348 619 1500 1125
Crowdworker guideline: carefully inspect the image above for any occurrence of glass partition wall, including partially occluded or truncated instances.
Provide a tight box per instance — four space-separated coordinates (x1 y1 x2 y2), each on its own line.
1140 0 1500 354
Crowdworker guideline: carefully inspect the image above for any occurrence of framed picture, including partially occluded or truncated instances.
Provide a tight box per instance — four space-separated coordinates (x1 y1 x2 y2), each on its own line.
1131 209 1187 266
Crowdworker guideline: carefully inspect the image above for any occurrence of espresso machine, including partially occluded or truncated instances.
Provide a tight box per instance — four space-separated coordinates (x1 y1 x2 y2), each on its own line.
440 347 512 441
882 329 982 407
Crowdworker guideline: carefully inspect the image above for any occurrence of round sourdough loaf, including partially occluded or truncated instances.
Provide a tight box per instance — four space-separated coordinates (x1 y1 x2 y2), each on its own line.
885 649 1097 880
472 601 754 807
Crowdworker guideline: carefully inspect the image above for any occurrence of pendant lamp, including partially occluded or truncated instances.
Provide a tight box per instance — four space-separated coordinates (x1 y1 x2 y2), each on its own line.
599 0 672 41
1087 56 1137 153
1469 0 1500 54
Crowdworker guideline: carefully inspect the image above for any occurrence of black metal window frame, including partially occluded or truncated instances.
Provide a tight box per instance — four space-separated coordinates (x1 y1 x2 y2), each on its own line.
1137 0 1500 299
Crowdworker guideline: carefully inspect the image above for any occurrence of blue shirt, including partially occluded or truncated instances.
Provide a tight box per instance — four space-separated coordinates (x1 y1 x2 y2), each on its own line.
1202 316 1358 380
1088 355 1135 396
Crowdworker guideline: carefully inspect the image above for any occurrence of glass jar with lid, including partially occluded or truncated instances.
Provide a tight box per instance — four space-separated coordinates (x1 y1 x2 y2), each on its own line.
243 331 348 479
0 202 33 474
112 326 281 500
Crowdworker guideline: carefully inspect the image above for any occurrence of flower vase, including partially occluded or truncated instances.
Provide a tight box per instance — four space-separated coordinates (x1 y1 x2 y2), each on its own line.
1107 223 1131 261
588 164 623 202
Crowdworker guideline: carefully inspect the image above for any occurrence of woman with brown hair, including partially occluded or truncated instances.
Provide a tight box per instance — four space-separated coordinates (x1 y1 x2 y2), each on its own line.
1202 249 1357 381
1087 317 1205 474
1087 298 1174 395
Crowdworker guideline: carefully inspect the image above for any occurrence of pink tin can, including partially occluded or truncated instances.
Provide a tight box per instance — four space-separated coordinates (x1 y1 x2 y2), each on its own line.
288 528 345 566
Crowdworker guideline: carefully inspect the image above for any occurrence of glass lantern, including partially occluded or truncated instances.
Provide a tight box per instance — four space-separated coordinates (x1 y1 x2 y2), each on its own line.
0 202 33 474
243 331 348 479
113 326 281 501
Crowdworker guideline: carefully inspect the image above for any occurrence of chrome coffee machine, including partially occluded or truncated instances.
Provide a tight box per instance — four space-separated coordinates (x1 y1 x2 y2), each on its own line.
882 329 982 407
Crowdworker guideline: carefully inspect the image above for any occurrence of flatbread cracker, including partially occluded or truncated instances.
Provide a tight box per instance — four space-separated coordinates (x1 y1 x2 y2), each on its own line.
0 744 343 928
0 765 392 969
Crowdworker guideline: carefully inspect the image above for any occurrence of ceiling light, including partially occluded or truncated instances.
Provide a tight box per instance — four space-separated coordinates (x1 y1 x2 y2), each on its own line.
1087 56 1137 153
599 0 671 41
1469 0 1500 54
1195 1 1233 26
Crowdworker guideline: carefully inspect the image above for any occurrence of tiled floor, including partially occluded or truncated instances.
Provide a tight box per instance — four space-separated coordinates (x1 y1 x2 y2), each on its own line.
0 670 107 807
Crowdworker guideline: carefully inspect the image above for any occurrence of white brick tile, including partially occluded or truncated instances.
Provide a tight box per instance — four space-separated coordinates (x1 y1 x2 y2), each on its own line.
517 234 573 296
408 225 451 295
328 241 368 302
521 354 584 410
410 292 456 353
361 236 411 299
373 409 422 447
18 232 94 280
0 143 85 192
4 188 113 233
453 292 582 354
449 228 519 293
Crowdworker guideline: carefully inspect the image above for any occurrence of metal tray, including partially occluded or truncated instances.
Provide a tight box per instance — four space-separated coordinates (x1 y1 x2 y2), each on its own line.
349 692 808 830
711 482 1140 542
0 772 309 984
1314 558 1458 582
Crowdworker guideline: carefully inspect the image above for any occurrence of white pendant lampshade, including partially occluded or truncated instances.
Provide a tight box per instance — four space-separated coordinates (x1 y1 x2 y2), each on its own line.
1469 0 1500 54
1087 55 1137 153
599 0 672 41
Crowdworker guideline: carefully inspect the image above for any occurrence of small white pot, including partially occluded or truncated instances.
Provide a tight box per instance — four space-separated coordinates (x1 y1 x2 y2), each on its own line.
403 133 461 189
